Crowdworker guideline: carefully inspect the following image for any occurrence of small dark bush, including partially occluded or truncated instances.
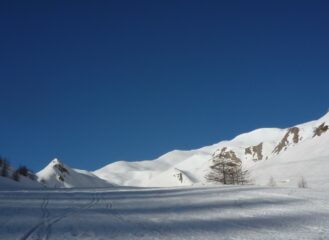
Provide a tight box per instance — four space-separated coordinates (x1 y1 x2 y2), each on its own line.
1 159 10 177
17 166 29 176
12 170 20 182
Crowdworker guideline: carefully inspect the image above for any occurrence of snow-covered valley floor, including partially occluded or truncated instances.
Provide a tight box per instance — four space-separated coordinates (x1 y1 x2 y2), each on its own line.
0 186 328 240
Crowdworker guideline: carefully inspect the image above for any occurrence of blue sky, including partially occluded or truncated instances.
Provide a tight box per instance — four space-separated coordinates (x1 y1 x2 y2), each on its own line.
0 1 329 172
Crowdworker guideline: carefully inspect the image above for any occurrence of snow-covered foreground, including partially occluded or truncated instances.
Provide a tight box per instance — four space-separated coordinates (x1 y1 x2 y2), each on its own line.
0 186 328 240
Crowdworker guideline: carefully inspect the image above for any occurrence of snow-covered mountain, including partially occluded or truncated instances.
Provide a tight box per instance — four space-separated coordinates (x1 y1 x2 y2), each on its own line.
93 112 329 188
37 159 112 188
35 112 329 188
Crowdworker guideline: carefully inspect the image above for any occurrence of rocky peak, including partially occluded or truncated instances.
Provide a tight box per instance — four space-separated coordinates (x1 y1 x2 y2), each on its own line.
47 158 70 182
51 158 61 165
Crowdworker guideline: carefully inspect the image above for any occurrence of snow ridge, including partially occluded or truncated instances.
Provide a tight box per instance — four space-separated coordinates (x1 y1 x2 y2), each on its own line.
94 112 329 188
35 112 329 188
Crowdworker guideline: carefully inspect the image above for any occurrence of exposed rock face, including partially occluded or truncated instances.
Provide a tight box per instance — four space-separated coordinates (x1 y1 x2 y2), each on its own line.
245 143 263 161
171 168 193 185
53 161 69 182
213 147 241 165
313 123 328 137
173 169 183 183
54 163 69 175
273 127 300 154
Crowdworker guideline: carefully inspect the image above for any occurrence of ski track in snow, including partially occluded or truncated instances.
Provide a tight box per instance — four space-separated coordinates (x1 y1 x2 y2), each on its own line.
107 199 164 238
19 193 100 240
0 186 329 240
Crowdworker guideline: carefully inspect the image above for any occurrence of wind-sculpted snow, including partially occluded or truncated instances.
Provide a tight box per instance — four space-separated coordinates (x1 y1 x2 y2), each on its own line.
0 186 329 239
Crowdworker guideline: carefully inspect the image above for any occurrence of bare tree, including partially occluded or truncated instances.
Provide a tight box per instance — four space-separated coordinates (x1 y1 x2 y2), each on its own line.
235 167 249 185
205 155 249 185
206 158 228 184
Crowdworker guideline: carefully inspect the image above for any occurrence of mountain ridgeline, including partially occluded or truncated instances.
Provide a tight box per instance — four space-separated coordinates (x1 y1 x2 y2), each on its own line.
36 112 329 188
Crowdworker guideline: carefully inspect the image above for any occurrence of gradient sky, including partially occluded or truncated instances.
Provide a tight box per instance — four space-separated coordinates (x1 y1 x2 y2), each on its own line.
0 1 329 172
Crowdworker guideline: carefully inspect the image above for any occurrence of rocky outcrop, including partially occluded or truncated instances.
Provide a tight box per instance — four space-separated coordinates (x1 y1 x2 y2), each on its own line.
273 127 300 154
54 162 69 182
313 123 328 137
171 168 194 185
213 147 241 165
173 168 183 183
245 143 263 161
54 162 69 175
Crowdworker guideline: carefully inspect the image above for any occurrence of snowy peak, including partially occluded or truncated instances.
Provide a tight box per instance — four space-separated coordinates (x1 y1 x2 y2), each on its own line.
37 159 112 188
45 158 69 182
49 158 62 166
51 158 60 164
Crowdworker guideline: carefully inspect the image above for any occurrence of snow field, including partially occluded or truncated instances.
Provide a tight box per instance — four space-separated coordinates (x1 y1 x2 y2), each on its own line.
0 186 328 240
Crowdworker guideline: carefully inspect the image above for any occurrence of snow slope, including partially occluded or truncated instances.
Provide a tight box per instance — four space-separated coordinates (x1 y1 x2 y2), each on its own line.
250 117 329 188
94 112 329 188
94 150 211 187
0 176 41 189
1 186 329 240
37 159 112 188
0 163 42 189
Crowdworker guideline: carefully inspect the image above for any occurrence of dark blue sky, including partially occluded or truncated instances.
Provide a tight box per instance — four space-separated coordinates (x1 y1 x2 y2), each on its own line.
1 1 328 172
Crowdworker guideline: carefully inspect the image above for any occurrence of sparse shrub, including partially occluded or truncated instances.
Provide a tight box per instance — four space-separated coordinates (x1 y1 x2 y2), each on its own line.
28 172 37 181
298 176 307 188
17 166 29 176
0 158 10 177
0 156 37 183
268 176 276 187
12 170 20 182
